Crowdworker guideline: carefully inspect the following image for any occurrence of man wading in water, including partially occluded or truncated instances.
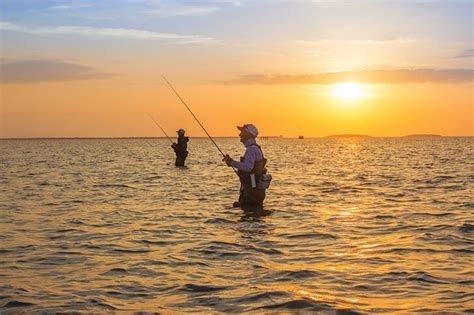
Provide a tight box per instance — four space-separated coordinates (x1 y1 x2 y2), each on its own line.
172 129 189 166
224 124 271 209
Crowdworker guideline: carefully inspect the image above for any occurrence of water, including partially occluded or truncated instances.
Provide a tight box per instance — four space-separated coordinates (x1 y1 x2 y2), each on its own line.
1 137 473 313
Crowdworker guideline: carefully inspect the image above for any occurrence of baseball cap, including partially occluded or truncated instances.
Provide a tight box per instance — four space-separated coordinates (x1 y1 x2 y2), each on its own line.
237 124 258 137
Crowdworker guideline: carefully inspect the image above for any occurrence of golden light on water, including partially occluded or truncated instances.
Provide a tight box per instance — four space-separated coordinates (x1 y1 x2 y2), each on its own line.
329 82 369 100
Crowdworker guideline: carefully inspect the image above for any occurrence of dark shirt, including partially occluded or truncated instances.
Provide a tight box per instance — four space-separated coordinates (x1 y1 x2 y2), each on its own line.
174 136 189 154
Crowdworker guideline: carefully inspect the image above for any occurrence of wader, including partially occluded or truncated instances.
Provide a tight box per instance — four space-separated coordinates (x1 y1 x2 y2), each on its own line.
173 136 189 167
237 145 267 208
175 152 188 166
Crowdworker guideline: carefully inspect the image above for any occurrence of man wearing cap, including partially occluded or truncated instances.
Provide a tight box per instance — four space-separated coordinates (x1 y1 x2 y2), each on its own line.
172 129 189 167
224 124 267 209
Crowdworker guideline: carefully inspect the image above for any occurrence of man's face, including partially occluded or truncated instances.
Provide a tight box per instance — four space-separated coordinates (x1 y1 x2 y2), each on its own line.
239 130 251 143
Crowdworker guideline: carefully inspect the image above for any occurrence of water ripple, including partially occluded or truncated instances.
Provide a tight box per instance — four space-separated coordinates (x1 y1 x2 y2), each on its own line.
0 138 472 313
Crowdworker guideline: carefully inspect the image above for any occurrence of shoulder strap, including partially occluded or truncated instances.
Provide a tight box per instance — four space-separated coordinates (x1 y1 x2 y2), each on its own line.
249 144 264 159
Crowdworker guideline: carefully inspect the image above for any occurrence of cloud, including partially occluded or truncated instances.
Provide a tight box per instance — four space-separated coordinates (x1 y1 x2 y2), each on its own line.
222 69 474 85
0 22 215 44
48 4 94 10
49 5 74 10
210 0 243 5
455 49 474 59
150 5 219 17
294 37 421 45
0 59 113 83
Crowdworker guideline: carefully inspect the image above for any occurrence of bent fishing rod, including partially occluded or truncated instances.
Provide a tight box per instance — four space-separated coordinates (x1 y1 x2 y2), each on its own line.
162 75 238 175
147 113 174 144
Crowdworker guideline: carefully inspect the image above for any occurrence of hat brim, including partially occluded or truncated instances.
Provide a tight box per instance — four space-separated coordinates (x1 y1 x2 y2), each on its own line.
237 126 257 137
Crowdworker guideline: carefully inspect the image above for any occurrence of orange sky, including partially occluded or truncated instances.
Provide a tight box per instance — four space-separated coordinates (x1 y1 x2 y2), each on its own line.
0 1 473 137
2 80 472 137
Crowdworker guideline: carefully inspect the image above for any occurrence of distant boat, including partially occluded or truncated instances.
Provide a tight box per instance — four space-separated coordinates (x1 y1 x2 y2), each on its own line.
298 136 304 139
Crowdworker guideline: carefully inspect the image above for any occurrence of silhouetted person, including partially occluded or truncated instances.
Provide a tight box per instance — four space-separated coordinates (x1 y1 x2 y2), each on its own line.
224 124 270 209
172 129 189 166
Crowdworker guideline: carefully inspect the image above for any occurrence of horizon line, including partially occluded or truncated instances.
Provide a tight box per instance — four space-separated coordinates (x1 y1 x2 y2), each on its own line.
1 135 473 140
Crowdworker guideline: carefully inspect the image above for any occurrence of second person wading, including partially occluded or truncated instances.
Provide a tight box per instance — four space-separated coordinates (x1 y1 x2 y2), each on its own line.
172 129 189 167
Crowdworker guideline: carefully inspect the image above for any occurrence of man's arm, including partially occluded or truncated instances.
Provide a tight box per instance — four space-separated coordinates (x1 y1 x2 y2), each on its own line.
230 147 258 172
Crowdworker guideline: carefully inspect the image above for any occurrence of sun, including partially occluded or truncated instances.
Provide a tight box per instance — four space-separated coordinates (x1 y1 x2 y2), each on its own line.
330 82 368 100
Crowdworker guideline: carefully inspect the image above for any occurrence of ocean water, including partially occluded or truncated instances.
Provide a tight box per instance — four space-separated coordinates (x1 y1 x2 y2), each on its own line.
0 137 473 313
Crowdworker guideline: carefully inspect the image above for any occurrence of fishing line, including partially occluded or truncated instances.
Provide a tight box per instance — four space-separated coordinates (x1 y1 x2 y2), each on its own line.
162 75 238 174
147 113 174 144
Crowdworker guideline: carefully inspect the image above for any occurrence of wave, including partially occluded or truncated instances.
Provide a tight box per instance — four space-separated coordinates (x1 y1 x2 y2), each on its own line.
93 184 137 189
254 299 363 313
204 218 235 224
273 270 321 281
103 268 127 274
181 284 230 293
459 223 474 233
285 232 338 240
112 248 151 254
233 291 289 304
1 300 35 309
60 298 117 310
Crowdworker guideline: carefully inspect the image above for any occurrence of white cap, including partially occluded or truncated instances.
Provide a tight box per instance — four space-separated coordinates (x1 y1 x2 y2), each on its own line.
237 124 258 137
177 129 185 134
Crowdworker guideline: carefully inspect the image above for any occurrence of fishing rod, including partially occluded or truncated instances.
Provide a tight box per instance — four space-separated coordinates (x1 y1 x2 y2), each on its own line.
147 113 174 144
162 75 238 174
162 76 226 157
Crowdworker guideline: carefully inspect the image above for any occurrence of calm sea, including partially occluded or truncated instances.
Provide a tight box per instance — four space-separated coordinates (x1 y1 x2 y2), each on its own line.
1 137 473 313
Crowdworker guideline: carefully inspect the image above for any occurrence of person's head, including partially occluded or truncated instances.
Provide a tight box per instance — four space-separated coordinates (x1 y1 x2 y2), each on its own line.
237 124 258 143
177 129 185 136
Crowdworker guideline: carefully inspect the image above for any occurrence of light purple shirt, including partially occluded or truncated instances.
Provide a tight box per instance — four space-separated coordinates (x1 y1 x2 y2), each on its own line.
231 138 263 172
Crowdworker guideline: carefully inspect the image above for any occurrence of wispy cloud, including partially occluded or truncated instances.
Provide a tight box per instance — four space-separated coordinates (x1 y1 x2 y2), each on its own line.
294 37 421 45
455 49 474 59
48 5 74 10
0 59 113 83
0 22 216 44
48 4 94 10
222 69 474 85
150 5 219 17
210 0 243 6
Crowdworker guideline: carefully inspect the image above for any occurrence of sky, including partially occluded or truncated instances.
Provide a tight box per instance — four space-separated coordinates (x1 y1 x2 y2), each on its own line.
0 0 473 138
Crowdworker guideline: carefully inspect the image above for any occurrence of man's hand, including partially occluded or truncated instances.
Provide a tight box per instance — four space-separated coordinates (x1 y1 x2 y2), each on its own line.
223 154 233 167
171 143 177 149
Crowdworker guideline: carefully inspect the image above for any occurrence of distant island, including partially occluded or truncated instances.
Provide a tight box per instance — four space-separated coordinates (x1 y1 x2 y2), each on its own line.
326 134 372 139
404 134 442 138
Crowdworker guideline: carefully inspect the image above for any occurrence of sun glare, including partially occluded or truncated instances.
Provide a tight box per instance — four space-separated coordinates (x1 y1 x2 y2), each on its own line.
330 82 368 100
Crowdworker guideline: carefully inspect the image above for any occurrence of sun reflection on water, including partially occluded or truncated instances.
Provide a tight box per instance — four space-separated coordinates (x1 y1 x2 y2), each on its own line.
1 138 472 313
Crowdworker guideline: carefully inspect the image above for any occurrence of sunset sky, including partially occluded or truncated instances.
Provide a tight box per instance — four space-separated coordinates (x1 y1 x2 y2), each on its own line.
1 0 473 138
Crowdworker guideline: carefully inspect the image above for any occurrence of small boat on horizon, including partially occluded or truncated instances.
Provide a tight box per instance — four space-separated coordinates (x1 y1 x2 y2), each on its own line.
298 135 304 139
